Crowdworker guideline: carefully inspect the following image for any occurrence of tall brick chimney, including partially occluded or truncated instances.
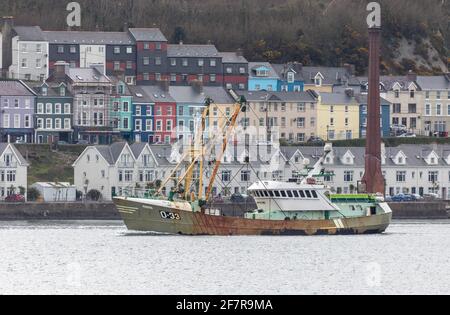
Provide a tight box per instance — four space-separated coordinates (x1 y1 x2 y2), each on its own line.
1 16 14 78
361 18 385 194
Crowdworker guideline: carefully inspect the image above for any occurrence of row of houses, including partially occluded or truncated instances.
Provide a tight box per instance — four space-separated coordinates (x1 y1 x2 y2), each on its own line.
72 142 450 201
0 72 389 144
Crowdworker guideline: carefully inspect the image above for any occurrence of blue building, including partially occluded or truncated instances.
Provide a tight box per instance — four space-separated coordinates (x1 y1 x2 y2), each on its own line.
129 86 155 143
356 94 391 138
272 63 305 92
248 62 280 92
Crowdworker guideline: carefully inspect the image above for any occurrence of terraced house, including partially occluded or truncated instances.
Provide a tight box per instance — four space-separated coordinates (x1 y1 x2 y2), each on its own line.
248 62 279 92
0 80 36 143
417 75 450 136
240 90 319 143
32 81 73 144
317 90 360 141
129 85 155 144
110 79 133 141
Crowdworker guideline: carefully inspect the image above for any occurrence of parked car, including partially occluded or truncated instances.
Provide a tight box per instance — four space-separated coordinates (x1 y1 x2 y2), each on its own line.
411 194 424 201
397 132 417 138
391 194 414 202
307 136 325 145
5 194 25 203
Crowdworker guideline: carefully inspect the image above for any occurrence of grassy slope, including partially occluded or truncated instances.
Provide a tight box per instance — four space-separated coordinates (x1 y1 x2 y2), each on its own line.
15 144 86 185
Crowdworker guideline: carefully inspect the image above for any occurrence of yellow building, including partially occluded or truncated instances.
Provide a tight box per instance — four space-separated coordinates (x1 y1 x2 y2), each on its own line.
301 66 358 93
317 92 360 141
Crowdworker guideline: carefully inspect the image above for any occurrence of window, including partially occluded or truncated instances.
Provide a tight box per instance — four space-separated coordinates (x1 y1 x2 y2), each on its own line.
155 73 162 81
287 72 295 83
425 104 431 116
210 74 216 82
198 59 204 67
297 133 305 142
226 67 233 74
55 103 61 114
64 118 71 129
135 119 142 131
6 171 16 182
55 118 61 129
143 57 150 65
114 61 121 71
170 74 177 82
428 171 439 183
297 103 305 112
170 59 176 66
126 61 133 69
166 120 173 131
46 103 52 114
222 171 231 182
24 115 31 128
210 60 216 67
126 46 133 54
123 118 129 129
394 90 400 98
64 103 71 114
396 171 406 182
155 57 162 65
45 118 52 129
408 103 416 114
436 104 442 116
146 120 152 131
37 118 43 129
297 117 305 128
437 91 441 100
21 59 27 68
156 42 162 50
70 46 76 53
37 103 44 114
410 90 415 98
344 171 354 182
156 120 162 131
36 59 42 68
3 114 9 128
58 46 64 53
143 73 150 81
123 102 129 112
182 59 188 67
114 46 121 54
239 83 245 90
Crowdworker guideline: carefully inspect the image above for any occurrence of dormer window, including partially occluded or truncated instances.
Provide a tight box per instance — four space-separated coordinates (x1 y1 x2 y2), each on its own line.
42 86 48 96
395 90 400 98
287 72 295 83
410 90 415 98
60 86 66 97
256 68 269 77
315 77 322 86
398 157 403 164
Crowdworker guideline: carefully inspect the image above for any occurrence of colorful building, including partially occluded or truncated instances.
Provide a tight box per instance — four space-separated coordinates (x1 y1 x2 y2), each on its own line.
32 82 74 144
110 79 133 141
129 86 155 144
272 63 305 92
0 80 36 143
317 91 360 141
356 94 391 138
248 62 279 92
219 52 248 91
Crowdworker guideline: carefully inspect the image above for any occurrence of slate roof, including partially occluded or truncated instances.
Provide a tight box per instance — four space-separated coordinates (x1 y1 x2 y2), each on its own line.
0 80 35 96
169 86 234 104
167 44 219 57
240 90 317 102
44 31 134 45
355 94 391 106
95 142 127 164
218 52 247 64
13 26 46 41
67 68 111 84
301 66 359 86
0 143 29 165
319 92 358 105
31 82 73 97
416 76 450 90
128 28 167 42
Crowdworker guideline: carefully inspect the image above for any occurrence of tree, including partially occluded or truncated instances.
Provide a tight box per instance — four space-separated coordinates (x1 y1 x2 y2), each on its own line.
87 189 102 201
27 188 41 201
172 26 186 44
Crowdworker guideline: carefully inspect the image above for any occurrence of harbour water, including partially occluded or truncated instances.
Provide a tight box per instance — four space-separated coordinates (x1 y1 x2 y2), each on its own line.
0 220 449 295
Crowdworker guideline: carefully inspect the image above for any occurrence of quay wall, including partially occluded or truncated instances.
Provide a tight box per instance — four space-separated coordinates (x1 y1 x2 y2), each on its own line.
0 201 448 220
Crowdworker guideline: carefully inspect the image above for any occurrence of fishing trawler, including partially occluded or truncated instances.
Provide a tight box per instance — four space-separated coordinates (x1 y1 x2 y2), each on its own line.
113 94 392 236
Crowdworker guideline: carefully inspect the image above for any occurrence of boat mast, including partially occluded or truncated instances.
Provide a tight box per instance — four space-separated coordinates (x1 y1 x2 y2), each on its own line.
204 96 246 201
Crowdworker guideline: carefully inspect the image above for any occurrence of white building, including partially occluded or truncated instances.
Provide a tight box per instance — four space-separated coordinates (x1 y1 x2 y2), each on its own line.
31 182 76 202
73 142 450 201
0 143 29 200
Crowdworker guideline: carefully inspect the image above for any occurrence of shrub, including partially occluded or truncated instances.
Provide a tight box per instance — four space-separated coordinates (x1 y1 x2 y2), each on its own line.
87 189 102 201
27 187 41 201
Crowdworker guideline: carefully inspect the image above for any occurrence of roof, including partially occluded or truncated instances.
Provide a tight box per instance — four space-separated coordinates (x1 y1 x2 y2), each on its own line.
167 44 219 58
131 85 175 103
129 143 148 159
301 66 359 86
355 94 391 106
95 142 127 165
272 63 304 81
31 82 73 97
169 86 234 104
218 52 248 64
248 62 279 79
67 68 111 84
44 31 134 45
13 26 46 41
128 28 167 42
416 76 450 90
319 92 358 105
240 90 317 102
0 143 28 166
0 80 35 96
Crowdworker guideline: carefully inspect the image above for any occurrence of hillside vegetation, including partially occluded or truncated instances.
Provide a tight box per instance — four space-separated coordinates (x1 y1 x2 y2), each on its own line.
1 0 448 75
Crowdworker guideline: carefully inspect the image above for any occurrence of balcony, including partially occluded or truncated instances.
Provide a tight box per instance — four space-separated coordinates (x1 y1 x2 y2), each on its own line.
117 162 135 168
0 162 18 168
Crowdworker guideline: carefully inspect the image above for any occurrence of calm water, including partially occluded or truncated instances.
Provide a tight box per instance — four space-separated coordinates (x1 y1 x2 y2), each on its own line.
0 220 449 295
